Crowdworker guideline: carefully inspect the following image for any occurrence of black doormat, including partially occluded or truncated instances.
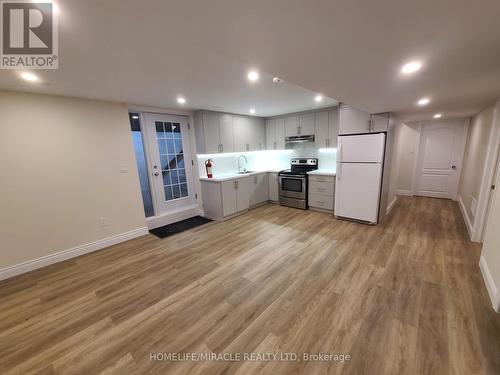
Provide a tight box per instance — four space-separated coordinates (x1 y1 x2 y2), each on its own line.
149 216 212 239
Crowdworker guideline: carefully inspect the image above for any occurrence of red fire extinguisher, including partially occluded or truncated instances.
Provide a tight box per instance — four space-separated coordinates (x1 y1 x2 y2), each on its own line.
205 159 213 178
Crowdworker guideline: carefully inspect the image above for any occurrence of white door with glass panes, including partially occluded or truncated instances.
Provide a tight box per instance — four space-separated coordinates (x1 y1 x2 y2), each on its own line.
143 113 197 216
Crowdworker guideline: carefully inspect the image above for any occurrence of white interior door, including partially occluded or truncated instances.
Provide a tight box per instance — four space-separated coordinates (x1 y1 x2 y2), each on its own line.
143 113 197 220
414 120 467 199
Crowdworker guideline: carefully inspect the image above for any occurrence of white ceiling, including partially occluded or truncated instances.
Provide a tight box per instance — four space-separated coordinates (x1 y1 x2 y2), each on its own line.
1 0 499 120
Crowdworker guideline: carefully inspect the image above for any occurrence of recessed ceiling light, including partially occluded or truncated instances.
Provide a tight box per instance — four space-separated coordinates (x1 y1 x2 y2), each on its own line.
132 115 139 119
433 113 442 118
417 97 430 106
20 72 39 82
249 108 256 114
401 61 422 74
272 77 283 83
247 71 259 82
315 95 323 103
177 96 186 104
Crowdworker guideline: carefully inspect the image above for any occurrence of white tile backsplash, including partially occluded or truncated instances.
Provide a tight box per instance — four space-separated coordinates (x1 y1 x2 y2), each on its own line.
197 148 336 178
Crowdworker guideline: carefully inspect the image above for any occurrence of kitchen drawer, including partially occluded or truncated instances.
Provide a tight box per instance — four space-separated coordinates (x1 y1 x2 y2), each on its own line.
308 193 334 210
309 179 335 196
308 175 335 183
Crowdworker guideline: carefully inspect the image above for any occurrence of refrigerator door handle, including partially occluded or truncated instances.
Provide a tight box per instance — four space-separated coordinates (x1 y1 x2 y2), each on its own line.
337 163 341 181
337 141 342 163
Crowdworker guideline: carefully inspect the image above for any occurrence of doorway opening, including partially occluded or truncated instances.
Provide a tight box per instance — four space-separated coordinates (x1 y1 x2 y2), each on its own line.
129 112 199 229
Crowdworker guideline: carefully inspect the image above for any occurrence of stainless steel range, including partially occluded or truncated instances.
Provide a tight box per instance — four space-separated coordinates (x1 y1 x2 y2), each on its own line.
278 158 318 209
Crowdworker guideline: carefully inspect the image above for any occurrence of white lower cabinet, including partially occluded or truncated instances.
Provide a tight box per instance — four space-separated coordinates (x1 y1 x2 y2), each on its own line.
308 175 335 212
249 173 269 206
268 172 279 202
201 177 250 220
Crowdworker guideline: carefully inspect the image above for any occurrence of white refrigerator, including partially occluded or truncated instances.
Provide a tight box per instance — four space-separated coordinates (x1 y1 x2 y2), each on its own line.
334 133 386 224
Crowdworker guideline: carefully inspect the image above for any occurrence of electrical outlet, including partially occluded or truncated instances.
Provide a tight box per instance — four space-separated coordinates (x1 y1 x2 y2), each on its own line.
99 217 109 227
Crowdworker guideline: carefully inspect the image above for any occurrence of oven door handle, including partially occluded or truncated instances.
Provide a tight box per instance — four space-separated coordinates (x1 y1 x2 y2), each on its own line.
279 174 306 179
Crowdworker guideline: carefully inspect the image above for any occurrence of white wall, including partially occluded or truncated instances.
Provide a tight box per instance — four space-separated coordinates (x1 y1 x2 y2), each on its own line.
0 91 146 272
480 157 500 312
458 105 495 227
390 122 420 195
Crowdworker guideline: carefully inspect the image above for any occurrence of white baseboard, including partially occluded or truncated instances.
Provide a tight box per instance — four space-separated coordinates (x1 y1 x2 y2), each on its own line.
386 196 398 215
396 189 413 196
0 227 149 282
479 256 500 313
457 195 473 239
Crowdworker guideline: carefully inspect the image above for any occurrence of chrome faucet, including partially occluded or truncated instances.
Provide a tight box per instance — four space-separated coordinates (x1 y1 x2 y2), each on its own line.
238 155 248 173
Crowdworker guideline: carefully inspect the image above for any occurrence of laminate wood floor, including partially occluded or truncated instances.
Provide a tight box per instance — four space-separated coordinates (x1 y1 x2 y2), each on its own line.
1 197 499 374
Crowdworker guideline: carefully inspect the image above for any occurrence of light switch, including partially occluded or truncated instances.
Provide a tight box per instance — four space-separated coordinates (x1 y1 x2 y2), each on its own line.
119 164 129 173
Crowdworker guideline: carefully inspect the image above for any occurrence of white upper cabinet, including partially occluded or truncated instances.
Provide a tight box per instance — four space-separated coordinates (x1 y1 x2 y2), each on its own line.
233 116 252 152
250 117 266 151
195 111 234 154
266 119 275 150
328 109 339 147
315 109 339 148
339 106 389 135
339 105 371 135
314 111 329 148
285 115 300 136
196 111 264 154
233 116 265 152
299 113 315 135
370 113 389 132
218 114 234 153
266 117 286 150
274 118 285 149
201 112 220 154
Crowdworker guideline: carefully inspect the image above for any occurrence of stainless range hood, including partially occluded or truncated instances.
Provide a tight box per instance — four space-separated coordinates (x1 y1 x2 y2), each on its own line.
285 135 315 149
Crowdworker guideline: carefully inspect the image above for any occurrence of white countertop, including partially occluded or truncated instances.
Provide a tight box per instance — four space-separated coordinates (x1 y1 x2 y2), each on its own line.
200 168 335 181
307 169 336 176
200 170 280 182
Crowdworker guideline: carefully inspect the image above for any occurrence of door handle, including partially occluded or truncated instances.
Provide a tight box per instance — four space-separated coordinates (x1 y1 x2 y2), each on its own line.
153 172 159 176
451 165 457 170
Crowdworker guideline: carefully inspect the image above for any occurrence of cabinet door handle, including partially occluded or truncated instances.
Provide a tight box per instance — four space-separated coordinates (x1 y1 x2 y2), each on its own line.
274 142 277 149
246 143 249 151
234 180 238 189
297 126 301 135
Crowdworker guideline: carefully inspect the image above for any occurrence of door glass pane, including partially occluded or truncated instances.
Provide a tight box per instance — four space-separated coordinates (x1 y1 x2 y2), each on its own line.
155 121 188 201
130 113 154 217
